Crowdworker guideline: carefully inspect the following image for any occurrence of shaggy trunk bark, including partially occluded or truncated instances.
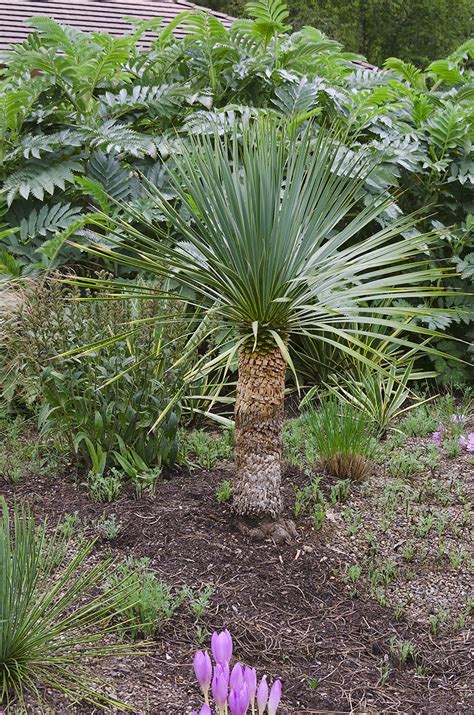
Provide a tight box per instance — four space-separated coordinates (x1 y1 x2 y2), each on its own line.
233 346 286 520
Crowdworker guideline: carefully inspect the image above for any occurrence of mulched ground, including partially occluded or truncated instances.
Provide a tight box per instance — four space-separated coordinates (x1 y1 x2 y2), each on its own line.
2 454 473 715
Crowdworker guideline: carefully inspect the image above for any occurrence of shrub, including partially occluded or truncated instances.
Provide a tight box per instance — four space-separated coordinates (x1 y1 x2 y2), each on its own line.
0 499 142 710
302 399 376 480
1 278 190 478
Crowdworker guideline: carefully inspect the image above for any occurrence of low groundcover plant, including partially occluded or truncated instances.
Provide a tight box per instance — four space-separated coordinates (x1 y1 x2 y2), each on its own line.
192 630 281 714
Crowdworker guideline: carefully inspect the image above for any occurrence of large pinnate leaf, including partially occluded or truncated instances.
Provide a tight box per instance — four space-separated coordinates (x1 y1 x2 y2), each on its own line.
87 151 132 201
18 202 83 240
2 159 84 205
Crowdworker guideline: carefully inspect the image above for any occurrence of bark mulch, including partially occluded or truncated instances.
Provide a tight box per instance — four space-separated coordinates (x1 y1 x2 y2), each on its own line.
2 461 472 715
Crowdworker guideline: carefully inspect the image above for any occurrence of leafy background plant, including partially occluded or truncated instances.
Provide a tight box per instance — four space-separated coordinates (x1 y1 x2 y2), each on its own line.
0 1 472 384
1 277 188 480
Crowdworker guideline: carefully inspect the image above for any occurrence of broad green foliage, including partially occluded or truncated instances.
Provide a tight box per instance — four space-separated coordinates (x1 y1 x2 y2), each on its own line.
1 279 187 478
0 0 473 381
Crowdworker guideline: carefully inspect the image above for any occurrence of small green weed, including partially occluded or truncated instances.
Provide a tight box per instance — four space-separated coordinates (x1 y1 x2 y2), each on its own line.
293 476 323 517
87 469 122 502
389 638 420 667
215 479 232 504
329 479 352 505
388 450 422 478
95 513 123 541
182 429 233 469
311 503 327 530
401 541 415 562
103 557 181 639
181 584 214 623
445 437 461 458
399 406 437 437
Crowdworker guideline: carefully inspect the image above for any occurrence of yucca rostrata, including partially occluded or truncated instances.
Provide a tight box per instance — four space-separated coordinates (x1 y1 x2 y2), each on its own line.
71 120 452 534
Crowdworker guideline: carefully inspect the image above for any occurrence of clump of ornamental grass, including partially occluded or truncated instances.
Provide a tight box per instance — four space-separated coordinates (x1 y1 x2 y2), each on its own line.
0 499 144 711
302 398 376 481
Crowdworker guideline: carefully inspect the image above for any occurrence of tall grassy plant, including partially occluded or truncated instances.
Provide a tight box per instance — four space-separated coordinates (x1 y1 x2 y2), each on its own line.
68 121 454 525
0 500 143 710
302 399 376 480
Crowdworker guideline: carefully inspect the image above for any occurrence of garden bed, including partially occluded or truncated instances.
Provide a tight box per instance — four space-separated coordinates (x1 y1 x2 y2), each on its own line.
1 420 472 714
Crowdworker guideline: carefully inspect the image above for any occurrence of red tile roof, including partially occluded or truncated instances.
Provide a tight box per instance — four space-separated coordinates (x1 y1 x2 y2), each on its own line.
0 1 234 53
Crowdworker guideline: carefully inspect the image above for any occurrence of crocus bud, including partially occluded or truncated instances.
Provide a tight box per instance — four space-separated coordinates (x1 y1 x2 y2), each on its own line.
228 683 250 715
230 662 244 690
256 676 268 714
194 651 212 696
243 667 257 703
212 663 229 709
211 629 233 665
268 679 282 715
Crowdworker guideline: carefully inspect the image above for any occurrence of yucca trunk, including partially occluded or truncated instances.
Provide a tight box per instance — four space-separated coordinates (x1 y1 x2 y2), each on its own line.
233 346 286 519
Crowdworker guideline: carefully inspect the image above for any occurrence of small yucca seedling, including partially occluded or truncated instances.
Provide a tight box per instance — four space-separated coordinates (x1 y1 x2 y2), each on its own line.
302 399 375 481
0 499 144 711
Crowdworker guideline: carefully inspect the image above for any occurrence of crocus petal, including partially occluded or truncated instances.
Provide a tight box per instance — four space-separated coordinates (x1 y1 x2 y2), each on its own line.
211 630 233 664
432 431 442 442
212 664 229 707
230 662 244 690
243 666 257 700
239 683 250 714
268 679 282 715
200 706 212 715
256 675 268 714
228 688 240 715
194 651 212 691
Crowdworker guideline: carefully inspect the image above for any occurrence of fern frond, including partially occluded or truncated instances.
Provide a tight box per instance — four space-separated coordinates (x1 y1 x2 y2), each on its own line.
272 77 324 116
87 151 131 201
18 203 83 240
84 120 155 157
384 57 427 90
83 36 133 93
100 84 185 119
245 0 291 30
426 102 469 156
25 16 85 54
2 159 83 205
426 60 465 86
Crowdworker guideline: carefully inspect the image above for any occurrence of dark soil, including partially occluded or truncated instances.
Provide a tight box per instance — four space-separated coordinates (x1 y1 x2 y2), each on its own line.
2 460 472 715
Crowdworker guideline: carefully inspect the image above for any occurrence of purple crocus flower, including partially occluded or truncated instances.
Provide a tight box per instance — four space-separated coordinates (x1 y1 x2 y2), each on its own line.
432 431 442 443
211 629 233 665
451 414 467 423
228 683 250 715
212 663 229 709
194 650 212 697
268 679 282 715
192 707 212 715
230 662 244 690
243 666 257 704
459 432 474 452
256 675 268 714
